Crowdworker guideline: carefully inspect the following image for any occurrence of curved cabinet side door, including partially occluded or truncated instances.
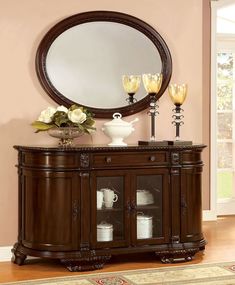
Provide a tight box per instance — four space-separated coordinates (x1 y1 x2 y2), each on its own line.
180 166 204 243
21 169 80 251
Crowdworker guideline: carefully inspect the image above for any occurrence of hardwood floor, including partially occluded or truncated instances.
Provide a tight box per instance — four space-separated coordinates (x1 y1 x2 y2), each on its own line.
0 216 235 283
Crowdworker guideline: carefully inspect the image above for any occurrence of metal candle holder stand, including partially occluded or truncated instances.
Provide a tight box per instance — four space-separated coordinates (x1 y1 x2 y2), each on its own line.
138 93 168 146
126 93 137 105
172 104 184 140
138 97 192 146
149 93 159 141
165 104 192 146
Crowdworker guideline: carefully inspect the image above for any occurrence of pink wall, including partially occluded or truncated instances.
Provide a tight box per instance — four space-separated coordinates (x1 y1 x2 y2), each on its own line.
0 0 208 246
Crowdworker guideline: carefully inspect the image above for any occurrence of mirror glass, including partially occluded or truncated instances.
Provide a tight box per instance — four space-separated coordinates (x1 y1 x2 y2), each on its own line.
46 22 162 109
36 11 172 118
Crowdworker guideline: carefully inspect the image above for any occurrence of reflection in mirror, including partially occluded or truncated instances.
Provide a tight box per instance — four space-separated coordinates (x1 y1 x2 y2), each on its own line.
46 22 162 108
122 75 141 104
36 11 172 118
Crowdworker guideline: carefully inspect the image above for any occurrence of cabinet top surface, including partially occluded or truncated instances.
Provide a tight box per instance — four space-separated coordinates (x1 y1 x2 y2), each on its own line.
14 144 206 152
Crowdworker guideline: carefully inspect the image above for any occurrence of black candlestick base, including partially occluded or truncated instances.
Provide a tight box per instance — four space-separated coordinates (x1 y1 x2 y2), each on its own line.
138 140 169 146
164 140 193 146
126 93 137 105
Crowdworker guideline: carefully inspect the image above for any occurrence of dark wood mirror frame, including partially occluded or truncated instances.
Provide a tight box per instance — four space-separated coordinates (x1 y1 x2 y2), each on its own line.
36 11 172 118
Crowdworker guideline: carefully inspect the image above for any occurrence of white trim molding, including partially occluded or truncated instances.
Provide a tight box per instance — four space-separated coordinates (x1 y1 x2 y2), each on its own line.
211 0 235 217
217 198 235 215
211 0 235 7
0 246 12 262
0 246 38 262
210 0 218 219
203 210 217 221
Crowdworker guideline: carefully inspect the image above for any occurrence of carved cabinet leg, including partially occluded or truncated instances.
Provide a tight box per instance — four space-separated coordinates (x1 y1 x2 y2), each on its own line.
11 243 27 265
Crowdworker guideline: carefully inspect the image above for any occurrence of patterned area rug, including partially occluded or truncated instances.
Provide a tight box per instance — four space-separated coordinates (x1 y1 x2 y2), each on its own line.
3 262 235 285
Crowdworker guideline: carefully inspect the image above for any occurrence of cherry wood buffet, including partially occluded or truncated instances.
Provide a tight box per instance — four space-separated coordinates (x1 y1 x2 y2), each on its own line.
12 144 206 271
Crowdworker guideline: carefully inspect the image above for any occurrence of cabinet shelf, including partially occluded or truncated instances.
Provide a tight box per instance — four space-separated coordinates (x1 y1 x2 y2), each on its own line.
98 205 160 211
97 207 123 212
136 205 160 210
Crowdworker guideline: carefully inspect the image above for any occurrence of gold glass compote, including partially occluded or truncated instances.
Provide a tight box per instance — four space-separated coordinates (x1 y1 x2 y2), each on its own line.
122 75 141 104
138 73 163 144
168 83 190 143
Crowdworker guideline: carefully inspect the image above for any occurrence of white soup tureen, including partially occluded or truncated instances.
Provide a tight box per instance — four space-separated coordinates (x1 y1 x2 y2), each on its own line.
102 113 139 146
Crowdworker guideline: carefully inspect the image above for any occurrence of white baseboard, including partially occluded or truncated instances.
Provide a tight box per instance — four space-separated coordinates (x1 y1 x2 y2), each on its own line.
0 246 12 262
0 246 38 262
217 199 235 216
0 212 217 262
203 209 217 221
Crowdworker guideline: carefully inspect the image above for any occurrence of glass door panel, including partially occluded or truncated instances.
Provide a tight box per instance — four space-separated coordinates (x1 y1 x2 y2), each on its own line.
97 176 124 242
91 170 130 248
136 174 163 240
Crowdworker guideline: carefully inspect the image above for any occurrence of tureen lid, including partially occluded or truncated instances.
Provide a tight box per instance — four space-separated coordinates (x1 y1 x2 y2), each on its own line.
137 214 152 220
103 113 131 127
137 189 149 193
97 222 113 229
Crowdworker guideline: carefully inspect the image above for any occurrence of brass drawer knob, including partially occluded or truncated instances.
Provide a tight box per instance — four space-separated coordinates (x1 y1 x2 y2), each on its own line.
105 157 112 163
149 156 156 162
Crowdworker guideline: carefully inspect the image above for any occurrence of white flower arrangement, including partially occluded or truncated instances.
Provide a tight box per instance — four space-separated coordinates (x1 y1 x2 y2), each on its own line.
32 104 96 134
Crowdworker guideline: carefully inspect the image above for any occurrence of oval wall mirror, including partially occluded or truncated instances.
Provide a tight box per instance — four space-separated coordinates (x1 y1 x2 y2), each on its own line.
36 11 172 118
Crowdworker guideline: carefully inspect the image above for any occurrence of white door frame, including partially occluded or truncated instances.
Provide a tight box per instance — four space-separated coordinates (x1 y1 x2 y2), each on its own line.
210 0 235 217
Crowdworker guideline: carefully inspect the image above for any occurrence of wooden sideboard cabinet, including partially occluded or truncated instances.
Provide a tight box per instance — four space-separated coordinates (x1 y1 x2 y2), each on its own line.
12 144 206 271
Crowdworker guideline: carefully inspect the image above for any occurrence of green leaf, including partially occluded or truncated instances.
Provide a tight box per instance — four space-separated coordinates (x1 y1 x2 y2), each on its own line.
84 128 91 134
31 121 54 132
82 118 96 132
85 118 95 126
52 111 69 127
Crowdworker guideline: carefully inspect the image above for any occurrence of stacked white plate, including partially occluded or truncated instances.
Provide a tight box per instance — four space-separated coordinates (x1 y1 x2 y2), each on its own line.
137 214 153 239
137 190 154 205
97 222 113 241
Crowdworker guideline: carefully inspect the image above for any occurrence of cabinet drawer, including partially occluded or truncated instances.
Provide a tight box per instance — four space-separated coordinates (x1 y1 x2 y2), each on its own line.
92 152 168 168
22 152 80 168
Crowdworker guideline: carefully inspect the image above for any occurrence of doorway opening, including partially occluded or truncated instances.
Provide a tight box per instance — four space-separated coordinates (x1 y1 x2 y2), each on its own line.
211 0 235 215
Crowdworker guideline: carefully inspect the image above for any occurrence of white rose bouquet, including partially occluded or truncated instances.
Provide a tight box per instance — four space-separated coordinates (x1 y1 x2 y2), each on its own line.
32 104 96 134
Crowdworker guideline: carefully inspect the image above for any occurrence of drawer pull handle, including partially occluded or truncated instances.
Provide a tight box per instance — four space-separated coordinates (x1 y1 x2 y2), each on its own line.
149 156 156 162
105 157 112 163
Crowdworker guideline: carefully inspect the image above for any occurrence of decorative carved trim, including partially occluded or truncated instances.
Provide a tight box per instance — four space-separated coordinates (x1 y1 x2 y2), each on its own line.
80 243 90 251
61 254 111 271
171 235 180 243
171 152 180 164
13 144 207 152
155 247 199 263
80 153 89 168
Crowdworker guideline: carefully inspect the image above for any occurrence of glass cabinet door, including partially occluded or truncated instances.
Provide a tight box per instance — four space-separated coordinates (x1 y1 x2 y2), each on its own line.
132 169 169 245
91 170 130 248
